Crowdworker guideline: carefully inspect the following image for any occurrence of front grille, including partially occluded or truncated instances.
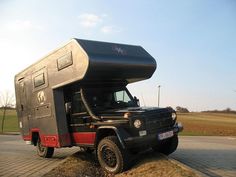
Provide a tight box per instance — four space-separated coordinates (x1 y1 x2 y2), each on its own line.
145 110 173 134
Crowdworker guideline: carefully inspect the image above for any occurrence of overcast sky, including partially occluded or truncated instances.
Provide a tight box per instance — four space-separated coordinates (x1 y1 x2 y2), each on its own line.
0 0 235 111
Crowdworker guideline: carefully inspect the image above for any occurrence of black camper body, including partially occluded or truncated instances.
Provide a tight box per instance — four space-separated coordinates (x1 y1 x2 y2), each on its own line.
15 39 183 174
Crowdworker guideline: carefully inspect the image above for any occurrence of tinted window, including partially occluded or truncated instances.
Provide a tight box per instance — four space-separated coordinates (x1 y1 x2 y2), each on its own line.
84 87 137 111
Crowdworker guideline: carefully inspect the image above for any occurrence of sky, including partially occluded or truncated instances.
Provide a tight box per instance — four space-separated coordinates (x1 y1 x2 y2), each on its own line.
0 0 235 111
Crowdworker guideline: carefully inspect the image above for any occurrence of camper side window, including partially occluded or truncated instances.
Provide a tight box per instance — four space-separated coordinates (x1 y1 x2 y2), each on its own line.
57 52 73 70
34 73 45 88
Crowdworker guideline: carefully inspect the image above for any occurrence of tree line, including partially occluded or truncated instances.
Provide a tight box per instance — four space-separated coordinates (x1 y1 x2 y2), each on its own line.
176 106 236 114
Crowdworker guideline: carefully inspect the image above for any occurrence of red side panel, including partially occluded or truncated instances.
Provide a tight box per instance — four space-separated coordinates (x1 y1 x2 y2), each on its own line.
71 132 96 145
22 128 72 148
22 129 96 147
23 128 40 141
23 135 31 141
40 135 59 147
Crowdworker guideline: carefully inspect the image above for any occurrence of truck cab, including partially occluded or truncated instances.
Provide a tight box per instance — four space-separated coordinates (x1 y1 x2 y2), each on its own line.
64 84 182 173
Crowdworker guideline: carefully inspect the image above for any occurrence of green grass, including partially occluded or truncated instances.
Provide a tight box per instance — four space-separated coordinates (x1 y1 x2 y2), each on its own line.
0 109 19 132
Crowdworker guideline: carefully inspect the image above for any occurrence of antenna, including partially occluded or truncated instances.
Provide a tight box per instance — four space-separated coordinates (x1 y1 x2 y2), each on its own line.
157 85 161 107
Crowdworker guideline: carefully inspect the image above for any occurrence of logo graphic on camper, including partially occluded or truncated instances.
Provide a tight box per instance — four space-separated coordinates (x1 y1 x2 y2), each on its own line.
112 45 126 55
37 91 46 105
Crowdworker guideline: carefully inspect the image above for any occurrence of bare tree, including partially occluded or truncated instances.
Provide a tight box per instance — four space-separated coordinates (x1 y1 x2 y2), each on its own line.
0 91 15 133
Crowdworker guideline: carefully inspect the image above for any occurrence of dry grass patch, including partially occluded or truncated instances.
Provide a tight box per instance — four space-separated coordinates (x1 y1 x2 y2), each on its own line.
178 112 236 136
117 151 197 177
44 150 198 177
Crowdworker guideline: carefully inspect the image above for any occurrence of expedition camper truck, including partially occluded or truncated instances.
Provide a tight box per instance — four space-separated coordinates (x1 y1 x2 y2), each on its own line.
15 39 183 174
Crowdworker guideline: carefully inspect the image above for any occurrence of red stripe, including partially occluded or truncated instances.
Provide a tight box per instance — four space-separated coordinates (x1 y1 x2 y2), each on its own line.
40 135 59 147
22 129 96 147
72 132 96 145
23 134 60 147
22 128 63 147
23 135 31 141
31 128 40 132
23 128 40 141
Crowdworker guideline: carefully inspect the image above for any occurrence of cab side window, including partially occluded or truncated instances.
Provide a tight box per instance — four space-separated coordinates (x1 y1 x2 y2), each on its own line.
72 93 86 113
114 90 130 103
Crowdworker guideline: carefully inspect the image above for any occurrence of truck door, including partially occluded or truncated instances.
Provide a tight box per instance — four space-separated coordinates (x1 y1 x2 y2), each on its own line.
70 92 96 146
18 80 29 136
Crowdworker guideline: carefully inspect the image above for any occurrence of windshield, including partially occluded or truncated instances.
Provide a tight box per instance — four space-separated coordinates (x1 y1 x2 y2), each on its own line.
84 87 137 111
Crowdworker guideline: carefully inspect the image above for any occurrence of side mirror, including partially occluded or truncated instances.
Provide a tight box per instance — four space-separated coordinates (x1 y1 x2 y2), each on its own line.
65 102 72 114
133 96 140 107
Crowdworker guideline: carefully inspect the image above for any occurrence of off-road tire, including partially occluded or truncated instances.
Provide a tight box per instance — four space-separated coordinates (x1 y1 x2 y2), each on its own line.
36 138 54 158
97 136 130 174
152 135 178 155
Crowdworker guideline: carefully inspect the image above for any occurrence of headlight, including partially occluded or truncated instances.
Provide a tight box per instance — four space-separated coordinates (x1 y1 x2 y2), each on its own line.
172 112 177 120
134 119 142 128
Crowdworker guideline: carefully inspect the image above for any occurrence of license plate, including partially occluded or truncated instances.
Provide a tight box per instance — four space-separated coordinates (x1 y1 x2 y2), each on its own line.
158 130 174 140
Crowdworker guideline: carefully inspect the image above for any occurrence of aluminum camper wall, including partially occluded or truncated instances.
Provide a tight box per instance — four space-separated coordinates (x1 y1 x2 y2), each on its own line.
14 39 156 147
15 39 89 147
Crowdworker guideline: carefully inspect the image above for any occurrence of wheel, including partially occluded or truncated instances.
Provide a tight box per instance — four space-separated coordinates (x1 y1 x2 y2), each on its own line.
152 135 178 155
36 138 54 158
97 136 129 174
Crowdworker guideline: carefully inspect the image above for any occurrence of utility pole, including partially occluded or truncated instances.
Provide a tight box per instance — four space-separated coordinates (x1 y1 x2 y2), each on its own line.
158 85 161 107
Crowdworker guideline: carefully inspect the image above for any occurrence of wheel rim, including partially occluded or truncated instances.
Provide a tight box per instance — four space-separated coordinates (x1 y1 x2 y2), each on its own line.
101 145 117 168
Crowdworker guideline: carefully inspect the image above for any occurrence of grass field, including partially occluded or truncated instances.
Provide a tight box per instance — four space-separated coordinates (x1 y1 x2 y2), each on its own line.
178 112 236 136
1 109 236 136
0 109 19 132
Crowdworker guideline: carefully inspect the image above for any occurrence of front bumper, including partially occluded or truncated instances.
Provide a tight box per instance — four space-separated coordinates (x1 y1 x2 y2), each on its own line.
173 122 183 133
124 122 183 149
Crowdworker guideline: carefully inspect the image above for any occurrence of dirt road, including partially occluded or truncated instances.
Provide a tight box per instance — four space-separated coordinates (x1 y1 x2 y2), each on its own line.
170 136 236 177
0 134 78 177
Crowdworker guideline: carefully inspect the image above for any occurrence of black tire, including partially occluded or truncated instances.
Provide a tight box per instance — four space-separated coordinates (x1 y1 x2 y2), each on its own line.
36 138 54 158
97 136 129 174
152 135 178 155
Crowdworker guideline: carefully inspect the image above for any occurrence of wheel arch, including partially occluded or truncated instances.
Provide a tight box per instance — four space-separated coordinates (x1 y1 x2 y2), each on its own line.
96 126 126 149
31 131 40 146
